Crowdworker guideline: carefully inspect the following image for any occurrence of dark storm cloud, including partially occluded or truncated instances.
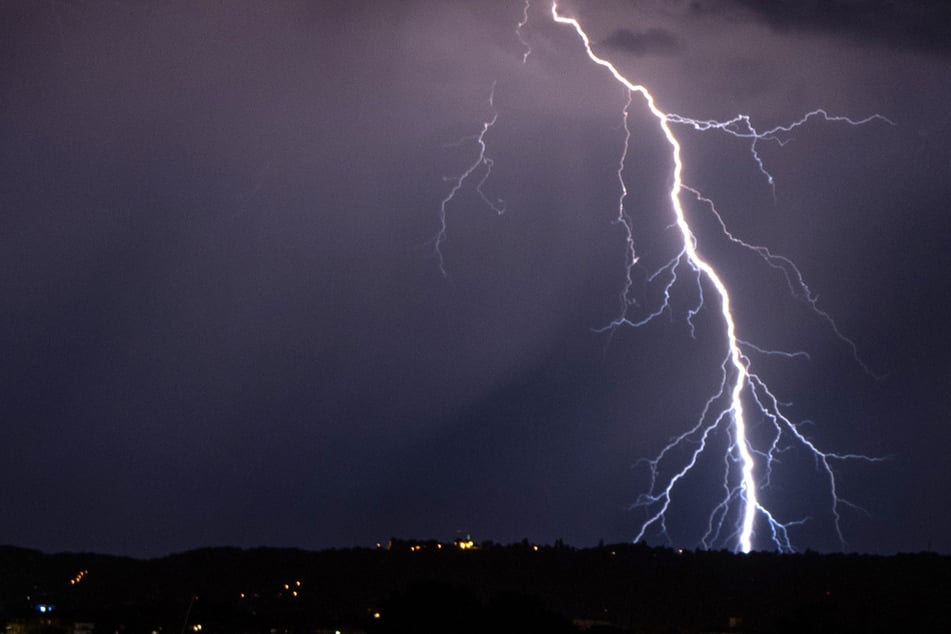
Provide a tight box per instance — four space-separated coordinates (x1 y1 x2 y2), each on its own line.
728 0 951 54
600 27 681 56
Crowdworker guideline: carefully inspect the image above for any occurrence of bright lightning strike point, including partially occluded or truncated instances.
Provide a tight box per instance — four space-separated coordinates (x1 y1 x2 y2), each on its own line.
440 1 888 553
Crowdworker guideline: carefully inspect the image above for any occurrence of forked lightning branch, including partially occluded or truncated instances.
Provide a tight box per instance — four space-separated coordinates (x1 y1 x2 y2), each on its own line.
436 0 889 553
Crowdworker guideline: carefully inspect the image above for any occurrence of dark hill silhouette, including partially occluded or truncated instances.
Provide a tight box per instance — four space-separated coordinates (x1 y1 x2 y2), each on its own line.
0 542 948 633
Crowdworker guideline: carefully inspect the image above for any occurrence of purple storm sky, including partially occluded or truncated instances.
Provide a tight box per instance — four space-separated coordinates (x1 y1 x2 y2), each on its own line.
1 0 949 557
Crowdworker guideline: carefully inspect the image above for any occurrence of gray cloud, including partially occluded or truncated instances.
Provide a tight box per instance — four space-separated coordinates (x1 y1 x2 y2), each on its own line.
729 0 951 55
600 27 681 56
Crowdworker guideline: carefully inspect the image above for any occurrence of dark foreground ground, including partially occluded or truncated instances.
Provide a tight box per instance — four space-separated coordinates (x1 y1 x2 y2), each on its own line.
1 540 948 634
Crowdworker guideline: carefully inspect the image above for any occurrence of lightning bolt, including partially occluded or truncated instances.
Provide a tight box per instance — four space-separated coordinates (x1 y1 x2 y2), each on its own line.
438 1 888 553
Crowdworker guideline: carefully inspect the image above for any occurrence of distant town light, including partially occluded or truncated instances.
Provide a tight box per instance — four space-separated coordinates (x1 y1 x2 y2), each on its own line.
68 570 89 585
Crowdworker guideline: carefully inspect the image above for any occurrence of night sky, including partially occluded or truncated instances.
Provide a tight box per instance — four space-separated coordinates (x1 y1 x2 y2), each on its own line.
2 0 950 558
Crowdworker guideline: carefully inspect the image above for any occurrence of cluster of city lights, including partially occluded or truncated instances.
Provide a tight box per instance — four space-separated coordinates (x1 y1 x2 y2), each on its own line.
393 538 552 552
281 580 302 598
389 536 492 552
237 579 302 602
68 569 88 585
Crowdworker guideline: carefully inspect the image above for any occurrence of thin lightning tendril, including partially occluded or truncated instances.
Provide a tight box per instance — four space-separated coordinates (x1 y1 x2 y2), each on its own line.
516 0 532 64
438 1 889 553
434 82 505 277
667 110 893 198
683 185 883 378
